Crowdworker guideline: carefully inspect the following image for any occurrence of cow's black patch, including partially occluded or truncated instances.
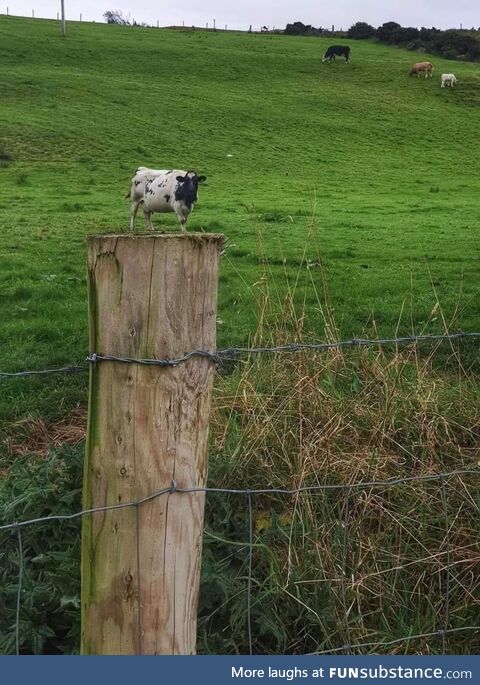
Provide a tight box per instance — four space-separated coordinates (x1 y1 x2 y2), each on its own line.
174 173 200 209
164 194 171 202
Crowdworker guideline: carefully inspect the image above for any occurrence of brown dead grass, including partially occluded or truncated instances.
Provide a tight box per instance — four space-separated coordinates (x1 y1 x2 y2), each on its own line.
3 406 87 458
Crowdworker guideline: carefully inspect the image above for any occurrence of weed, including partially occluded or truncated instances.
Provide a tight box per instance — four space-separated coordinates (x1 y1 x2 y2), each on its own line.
0 139 14 162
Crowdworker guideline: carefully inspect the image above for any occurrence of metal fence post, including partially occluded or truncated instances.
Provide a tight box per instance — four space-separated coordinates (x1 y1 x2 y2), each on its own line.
81 233 223 655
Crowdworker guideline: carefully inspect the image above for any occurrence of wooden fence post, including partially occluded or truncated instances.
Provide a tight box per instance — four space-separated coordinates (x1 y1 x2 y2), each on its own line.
81 233 224 655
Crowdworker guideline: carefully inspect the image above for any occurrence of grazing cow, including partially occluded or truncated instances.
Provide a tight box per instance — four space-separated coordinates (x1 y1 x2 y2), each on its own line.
441 73 457 88
322 45 350 63
409 61 434 78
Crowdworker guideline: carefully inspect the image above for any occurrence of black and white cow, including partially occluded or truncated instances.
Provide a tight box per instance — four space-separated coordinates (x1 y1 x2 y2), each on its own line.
127 167 206 231
127 167 167 229
322 45 350 63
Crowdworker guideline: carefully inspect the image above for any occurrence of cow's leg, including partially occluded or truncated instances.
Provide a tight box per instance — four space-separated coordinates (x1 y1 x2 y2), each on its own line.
130 199 141 230
177 212 187 232
176 207 189 232
143 207 154 232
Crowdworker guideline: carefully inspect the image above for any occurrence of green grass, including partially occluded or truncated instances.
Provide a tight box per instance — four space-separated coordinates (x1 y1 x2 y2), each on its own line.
0 16 479 420
0 16 479 656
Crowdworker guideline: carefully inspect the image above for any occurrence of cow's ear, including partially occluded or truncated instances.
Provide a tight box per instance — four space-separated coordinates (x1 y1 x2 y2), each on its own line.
176 175 186 182
197 175 206 183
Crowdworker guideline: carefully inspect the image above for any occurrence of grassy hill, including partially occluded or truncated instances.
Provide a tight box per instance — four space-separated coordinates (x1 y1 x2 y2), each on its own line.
0 17 480 655
1 18 479 407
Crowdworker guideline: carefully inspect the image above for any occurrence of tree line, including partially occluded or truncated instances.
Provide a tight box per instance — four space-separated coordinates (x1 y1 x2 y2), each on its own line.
284 20 480 62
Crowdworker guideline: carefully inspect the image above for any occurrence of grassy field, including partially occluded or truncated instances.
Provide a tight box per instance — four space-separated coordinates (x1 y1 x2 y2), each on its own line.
0 15 479 420
0 16 479 655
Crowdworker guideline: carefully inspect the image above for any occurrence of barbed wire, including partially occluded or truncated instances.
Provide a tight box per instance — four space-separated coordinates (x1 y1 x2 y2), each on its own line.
0 364 88 378
1 330 479 379
3 468 480 655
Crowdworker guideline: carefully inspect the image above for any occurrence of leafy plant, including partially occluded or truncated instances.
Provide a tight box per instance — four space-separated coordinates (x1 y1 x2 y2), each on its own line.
0 446 82 654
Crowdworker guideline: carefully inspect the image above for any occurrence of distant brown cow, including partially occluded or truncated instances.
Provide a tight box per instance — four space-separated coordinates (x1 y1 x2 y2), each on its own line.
409 61 434 78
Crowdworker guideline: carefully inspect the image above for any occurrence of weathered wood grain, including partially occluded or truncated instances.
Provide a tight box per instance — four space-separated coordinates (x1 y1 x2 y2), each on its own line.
81 234 223 655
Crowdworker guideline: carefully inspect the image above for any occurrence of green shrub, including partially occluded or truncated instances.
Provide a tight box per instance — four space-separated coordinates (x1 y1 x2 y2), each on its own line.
0 447 82 654
347 22 376 39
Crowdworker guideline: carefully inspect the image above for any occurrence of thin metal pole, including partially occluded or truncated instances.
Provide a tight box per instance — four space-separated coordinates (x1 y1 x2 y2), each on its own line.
60 0 66 36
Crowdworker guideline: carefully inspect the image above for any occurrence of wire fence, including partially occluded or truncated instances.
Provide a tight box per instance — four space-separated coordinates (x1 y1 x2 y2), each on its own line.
2 330 480 655
2 470 480 655
1 330 480 378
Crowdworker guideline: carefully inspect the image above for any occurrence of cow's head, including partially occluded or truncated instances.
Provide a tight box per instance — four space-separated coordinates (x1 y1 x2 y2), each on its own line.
175 171 207 208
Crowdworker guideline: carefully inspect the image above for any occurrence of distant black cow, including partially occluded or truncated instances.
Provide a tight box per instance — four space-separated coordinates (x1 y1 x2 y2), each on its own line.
322 45 350 63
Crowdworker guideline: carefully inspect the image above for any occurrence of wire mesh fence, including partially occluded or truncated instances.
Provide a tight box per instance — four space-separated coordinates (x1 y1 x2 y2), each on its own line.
1 470 480 655
1 331 480 655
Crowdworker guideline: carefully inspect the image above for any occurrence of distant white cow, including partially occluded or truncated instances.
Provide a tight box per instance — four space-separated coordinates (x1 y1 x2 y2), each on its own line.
127 167 206 231
441 73 458 88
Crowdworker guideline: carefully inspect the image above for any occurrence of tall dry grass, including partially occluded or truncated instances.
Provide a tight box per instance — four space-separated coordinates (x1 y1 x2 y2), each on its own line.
200 227 480 654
